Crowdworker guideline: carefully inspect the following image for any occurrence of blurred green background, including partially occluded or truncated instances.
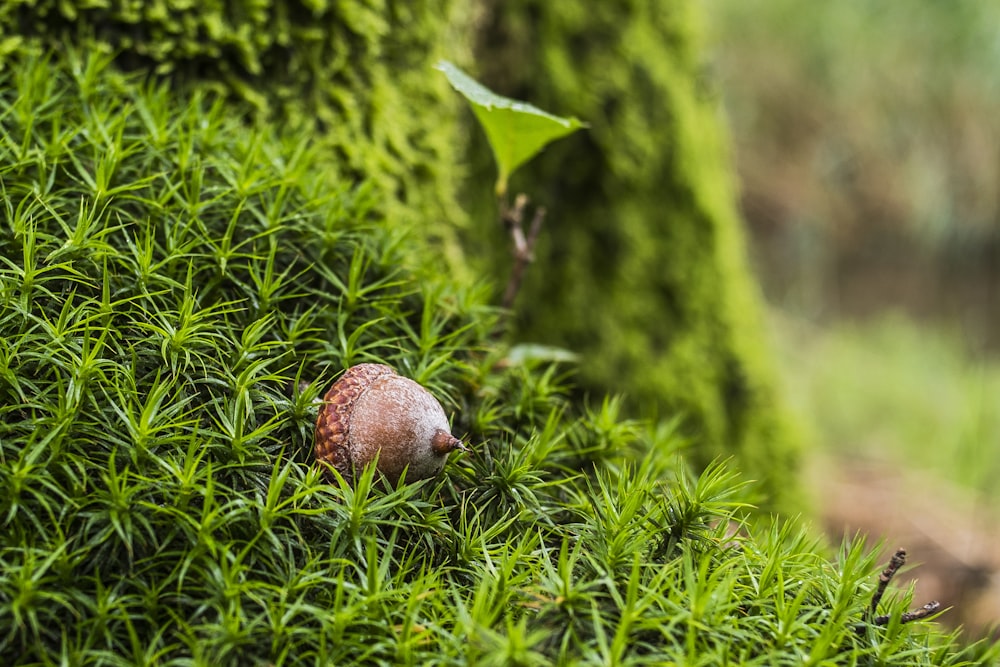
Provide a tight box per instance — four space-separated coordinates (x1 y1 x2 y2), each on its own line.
702 0 1000 635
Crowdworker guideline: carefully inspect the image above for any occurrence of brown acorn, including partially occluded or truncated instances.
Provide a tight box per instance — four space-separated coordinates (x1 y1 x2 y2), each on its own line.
314 363 465 484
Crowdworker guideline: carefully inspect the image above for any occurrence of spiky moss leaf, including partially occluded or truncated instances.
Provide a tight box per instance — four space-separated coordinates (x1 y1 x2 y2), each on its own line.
467 0 801 513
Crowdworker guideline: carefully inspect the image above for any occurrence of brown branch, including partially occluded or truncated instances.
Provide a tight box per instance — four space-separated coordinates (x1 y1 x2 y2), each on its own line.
871 601 942 627
525 203 546 253
499 193 547 312
856 547 942 633
869 548 907 620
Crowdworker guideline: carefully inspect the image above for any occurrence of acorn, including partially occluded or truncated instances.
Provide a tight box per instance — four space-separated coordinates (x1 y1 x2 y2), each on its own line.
314 363 465 485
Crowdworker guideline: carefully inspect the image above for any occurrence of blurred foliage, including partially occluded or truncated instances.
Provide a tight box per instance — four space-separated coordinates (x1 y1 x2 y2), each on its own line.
704 0 1000 240
704 4 1000 638
703 0 1000 511
467 0 801 512
776 313 1000 506
702 0 1000 337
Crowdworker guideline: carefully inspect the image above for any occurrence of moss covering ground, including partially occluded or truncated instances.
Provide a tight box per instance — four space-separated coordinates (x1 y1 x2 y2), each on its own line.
0 0 469 264
0 2 995 665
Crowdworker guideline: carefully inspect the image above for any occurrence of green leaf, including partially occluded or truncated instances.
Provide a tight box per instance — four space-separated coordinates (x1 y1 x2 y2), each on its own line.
435 60 585 196
504 343 579 366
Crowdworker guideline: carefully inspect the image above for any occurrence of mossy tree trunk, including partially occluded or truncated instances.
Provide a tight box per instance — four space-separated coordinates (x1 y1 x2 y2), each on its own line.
470 1 800 511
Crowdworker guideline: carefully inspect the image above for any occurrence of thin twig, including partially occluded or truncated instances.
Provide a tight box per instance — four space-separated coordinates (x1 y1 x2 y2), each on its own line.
500 193 547 311
502 194 529 256
525 204 546 253
871 601 942 627
856 547 943 633
869 548 907 620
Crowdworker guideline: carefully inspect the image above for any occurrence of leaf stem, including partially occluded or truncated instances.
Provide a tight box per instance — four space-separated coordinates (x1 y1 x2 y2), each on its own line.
500 193 546 312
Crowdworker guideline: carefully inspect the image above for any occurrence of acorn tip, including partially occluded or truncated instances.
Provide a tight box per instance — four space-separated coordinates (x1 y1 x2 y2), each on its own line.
431 429 465 455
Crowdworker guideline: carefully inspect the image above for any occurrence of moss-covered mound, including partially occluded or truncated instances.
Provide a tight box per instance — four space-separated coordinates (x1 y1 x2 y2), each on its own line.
469 1 800 511
0 0 468 250
0 47 995 666
5 0 803 514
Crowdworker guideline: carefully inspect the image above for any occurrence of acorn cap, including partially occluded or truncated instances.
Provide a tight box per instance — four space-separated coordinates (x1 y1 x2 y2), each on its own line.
314 363 464 484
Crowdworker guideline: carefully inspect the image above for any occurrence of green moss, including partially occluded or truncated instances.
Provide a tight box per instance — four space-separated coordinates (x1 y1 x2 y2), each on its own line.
470 0 801 512
0 11 993 667
0 46 487 441
0 0 470 263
